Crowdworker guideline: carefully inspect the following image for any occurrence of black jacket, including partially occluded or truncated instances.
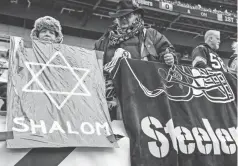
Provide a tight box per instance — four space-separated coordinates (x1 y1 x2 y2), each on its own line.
94 27 177 65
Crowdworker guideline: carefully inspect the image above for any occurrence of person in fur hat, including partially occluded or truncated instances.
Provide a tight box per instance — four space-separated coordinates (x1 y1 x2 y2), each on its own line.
31 16 63 43
228 41 237 73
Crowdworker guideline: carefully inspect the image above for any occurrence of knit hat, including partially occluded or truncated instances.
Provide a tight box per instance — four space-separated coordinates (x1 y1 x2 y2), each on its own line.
31 16 63 43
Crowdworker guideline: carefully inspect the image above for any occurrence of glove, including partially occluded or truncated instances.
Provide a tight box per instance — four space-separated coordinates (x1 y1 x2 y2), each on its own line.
164 53 174 66
112 48 131 61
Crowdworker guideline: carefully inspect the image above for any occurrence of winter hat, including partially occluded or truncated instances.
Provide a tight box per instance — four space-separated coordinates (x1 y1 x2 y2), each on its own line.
31 16 63 43
109 0 144 18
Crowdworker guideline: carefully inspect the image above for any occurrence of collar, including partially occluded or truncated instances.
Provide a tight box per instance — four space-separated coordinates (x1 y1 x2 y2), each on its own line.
202 43 216 52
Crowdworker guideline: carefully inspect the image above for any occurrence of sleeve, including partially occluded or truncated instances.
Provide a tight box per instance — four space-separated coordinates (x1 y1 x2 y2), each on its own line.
151 28 178 64
191 46 208 68
94 38 103 51
94 29 111 51
93 34 119 118
93 35 110 65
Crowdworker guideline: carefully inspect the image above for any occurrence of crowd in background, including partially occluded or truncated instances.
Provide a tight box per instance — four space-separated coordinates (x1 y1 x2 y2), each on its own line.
156 0 237 17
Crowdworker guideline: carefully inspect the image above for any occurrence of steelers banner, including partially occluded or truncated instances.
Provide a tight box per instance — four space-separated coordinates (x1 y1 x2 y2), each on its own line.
6 37 116 148
111 58 237 166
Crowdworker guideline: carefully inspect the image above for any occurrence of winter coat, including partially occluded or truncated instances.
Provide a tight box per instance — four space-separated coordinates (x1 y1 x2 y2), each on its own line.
94 27 177 65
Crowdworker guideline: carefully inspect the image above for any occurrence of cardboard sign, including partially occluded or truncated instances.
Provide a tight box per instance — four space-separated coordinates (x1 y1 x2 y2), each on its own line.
7 37 115 148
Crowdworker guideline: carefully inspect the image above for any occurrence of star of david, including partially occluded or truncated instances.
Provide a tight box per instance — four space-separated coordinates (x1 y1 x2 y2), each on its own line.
22 51 91 110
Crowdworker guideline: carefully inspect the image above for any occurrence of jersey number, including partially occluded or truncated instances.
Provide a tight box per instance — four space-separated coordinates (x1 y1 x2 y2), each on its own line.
210 53 221 69
210 53 227 70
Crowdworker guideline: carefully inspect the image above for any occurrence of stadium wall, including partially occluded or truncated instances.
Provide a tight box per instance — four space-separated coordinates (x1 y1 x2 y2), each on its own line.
0 4 234 55
0 23 95 49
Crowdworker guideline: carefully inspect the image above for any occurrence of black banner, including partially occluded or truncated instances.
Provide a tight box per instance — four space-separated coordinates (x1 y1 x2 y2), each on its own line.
112 59 237 166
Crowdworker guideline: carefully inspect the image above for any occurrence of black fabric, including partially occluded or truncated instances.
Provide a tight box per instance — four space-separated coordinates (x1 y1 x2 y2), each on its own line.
192 44 209 67
112 59 237 166
119 35 142 59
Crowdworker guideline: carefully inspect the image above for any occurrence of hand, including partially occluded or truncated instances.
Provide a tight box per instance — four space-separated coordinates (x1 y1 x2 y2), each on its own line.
112 48 131 61
164 53 174 66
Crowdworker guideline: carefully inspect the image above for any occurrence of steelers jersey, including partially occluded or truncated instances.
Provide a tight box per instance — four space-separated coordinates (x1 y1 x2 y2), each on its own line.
192 43 227 72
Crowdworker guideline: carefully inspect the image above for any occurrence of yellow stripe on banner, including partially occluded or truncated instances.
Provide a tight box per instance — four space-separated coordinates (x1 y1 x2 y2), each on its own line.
59 120 131 166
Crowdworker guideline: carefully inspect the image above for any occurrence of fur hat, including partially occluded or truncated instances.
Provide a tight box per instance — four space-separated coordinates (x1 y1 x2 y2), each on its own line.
31 16 63 43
